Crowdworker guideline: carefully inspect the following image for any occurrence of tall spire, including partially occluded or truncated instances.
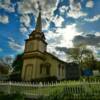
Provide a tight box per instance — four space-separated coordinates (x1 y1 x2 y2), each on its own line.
35 2 42 32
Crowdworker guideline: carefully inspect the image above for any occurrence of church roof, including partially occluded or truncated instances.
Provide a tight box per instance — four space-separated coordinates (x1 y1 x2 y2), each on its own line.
45 52 67 64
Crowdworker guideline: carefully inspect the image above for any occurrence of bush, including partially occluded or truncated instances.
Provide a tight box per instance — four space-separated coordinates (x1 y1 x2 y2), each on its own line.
31 76 58 83
8 72 22 81
0 92 24 100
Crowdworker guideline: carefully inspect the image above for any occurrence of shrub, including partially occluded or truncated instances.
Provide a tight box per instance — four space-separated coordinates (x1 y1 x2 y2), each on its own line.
0 92 24 100
31 76 58 83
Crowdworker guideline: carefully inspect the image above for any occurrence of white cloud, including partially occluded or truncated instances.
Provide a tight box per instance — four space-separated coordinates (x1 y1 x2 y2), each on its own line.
17 1 34 14
59 6 68 15
70 2 81 11
0 48 3 52
68 1 87 19
84 15 100 22
47 45 66 61
19 14 31 34
18 0 58 33
3 0 11 4
0 0 15 12
46 24 82 61
47 45 56 53
18 0 58 19
0 5 15 12
52 15 64 27
42 19 49 30
8 37 15 42
45 30 60 42
68 10 87 19
95 32 100 36
46 24 81 48
8 37 24 52
20 26 28 33
86 46 100 60
2 55 14 65
55 24 82 47
20 14 31 27
39 0 58 19
86 0 94 8
0 15 9 24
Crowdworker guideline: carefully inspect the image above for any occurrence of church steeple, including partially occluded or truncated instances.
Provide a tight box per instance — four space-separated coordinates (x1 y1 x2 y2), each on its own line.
26 2 47 53
29 2 45 39
35 2 42 32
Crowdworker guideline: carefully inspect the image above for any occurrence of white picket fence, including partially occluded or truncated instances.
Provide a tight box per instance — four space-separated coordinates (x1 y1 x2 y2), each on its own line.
0 80 100 96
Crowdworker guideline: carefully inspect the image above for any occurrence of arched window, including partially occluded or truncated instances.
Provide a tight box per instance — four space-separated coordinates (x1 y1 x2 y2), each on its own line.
40 64 43 74
45 63 51 75
24 64 33 80
58 64 64 76
40 63 51 75
58 64 61 76
62 66 64 76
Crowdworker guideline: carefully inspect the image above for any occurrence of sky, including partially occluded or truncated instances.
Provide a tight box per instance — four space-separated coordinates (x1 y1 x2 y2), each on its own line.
0 0 100 61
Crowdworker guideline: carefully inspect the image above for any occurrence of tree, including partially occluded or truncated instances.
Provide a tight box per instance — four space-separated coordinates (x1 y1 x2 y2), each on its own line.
81 51 96 70
12 53 23 73
0 56 13 75
67 47 80 63
95 61 100 71
0 63 9 75
10 53 23 81
66 46 96 71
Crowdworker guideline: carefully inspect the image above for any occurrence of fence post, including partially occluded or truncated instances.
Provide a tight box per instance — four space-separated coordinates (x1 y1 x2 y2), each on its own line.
7 81 11 94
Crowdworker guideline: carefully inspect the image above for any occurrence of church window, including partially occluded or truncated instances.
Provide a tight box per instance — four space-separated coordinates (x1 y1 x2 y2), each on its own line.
40 63 51 75
45 63 51 75
58 64 64 76
40 64 43 74
24 64 33 80
58 64 61 76
45 63 50 75
46 66 50 75
62 66 64 76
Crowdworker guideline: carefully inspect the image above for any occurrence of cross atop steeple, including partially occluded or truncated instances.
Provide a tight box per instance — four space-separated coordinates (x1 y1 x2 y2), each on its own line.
38 1 41 12
35 2 42 32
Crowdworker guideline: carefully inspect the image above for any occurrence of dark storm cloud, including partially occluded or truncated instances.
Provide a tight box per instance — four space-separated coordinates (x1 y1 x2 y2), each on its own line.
73 34 100 47
55 47 67 53
55 46 80 56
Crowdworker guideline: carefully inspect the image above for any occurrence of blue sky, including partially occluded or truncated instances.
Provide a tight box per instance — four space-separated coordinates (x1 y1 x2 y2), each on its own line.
0 0 100 61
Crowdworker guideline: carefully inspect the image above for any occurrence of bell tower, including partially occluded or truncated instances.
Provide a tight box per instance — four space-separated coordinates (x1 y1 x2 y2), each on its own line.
25 5 47 53
21 4 47 81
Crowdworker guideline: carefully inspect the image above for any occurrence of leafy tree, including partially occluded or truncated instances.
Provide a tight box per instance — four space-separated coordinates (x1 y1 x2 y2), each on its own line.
67 46 96 71
10 53 23 81
95 61 100 71
0 63 9 74
67 47 80 63
0 56 13 75
12 53 23 73
81 52 96 70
